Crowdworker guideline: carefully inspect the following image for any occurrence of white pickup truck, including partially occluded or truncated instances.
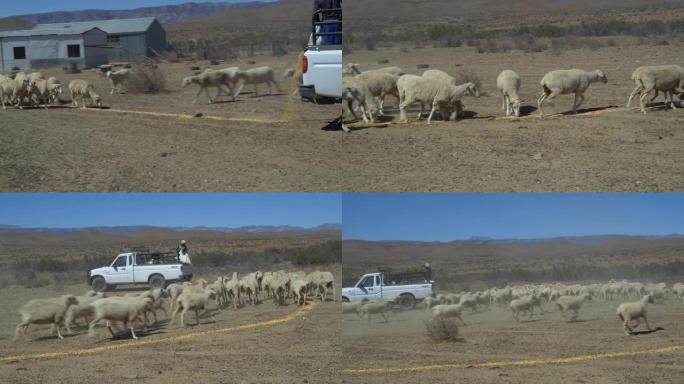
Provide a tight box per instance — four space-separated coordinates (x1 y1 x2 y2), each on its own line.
299 6 342 100
87 250 193 292
342 271 434 309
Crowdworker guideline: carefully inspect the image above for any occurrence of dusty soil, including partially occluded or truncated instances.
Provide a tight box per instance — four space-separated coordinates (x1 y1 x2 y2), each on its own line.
0 54 342 192
342 44 684 191
341 298 684 383
0 278 341 384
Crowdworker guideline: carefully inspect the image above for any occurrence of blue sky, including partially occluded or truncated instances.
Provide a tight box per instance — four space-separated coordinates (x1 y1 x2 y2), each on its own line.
0 193 341 228
343 193 684 241
0 1 271 18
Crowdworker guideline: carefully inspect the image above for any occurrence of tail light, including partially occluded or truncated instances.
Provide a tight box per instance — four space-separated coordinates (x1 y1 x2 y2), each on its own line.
302 55 309 74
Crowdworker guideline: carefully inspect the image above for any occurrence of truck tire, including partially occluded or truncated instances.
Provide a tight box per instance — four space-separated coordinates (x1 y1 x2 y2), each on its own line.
149 274 165 289
398 294 416 310
91 276 108 292
342 297 350 303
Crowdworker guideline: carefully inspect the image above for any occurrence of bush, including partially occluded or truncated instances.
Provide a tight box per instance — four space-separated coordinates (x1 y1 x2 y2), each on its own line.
127 64 167 94
454 69 483 93
425 317 461 342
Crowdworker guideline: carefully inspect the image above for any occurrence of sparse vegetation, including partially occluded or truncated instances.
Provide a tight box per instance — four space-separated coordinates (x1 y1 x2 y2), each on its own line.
127 64 168 94
425 317 461 343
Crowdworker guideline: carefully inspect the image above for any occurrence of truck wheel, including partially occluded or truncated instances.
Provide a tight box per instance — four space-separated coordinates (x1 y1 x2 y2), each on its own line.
91 276 107 292
149 274 165 289
342 297 350 303
398 294 416 310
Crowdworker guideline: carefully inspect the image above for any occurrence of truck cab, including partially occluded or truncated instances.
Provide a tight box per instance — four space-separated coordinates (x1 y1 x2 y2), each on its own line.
299 6 342 100
87 250 193 292
341 271 434 309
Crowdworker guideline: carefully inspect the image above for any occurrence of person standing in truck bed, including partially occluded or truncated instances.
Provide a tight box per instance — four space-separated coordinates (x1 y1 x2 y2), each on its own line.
313 0 342 45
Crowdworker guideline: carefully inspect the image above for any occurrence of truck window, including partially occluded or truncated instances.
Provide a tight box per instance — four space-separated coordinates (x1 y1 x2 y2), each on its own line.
358 276 374 288
112 256 127 268
376 275 381 286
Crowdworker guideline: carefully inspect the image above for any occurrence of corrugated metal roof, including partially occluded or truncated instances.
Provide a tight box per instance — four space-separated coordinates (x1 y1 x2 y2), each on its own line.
0 26 105 38
31 17 157 35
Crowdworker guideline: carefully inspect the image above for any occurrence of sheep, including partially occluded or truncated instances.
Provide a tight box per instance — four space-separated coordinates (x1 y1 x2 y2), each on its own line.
616 295 655 335
14 295 79 341
208 277 227 310
88 296 153 340
397 75 477 124
233 66 280 97
181 71 228 104
509 295 543 321
306 270 336 302
673 283 684 301
556 294 591 322
28 72 45 82
423 296 441 309
342 298 369 314
0 78 32 110
239 271 263 306
172 287 217 328
223 272 241 308
354 71 400 115
64 291 105 333
32 79 63 108
497 70 522 117
626 65 684 114
537 69 607 117
166 282 188 312
430 304 466 325
69 79 102 108
269 274 291 306
290 278 309 306
357 299 392 322
369 66 405 77
343 63 362 76
135 288 170 323
106 69 130 94
342 76 379 125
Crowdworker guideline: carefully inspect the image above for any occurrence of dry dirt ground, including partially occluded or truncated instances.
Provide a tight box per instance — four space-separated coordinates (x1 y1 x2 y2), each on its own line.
0 53 342 192
342 44 684 191
0 279 341 384
341 297 684 383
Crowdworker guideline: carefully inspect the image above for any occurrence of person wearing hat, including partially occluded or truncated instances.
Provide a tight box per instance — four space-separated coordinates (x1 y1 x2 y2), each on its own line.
177 240 191 265
424 262 433 281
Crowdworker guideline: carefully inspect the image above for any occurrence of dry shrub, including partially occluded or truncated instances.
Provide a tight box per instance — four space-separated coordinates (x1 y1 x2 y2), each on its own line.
127 64 168 94
425 317 461 342
454 68 483 93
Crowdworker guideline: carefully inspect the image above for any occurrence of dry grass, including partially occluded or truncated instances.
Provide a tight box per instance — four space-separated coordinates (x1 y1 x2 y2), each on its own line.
127 64 168 93
425 317 461 342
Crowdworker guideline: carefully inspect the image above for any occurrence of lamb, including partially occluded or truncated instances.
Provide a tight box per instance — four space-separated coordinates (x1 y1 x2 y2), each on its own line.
342 298 369 314
14 295 79 341
208 277 227 310
342 76 379 125
354 71 400 115
173 287 217 328
398 75 477 124
106 69 130 94
556 293 591 322
306 270 336 302
268 274 291 305
233 66 280 97
423 296 441 309
181 71 229 104
64 291 105 333
135 288 169 323
223 272 241 308
290 278 309 306
430 303 466 325
239 271 263 306
509 295 543 322
357 299 392 322
88 296 153 340
0 78 32 109
497 70 522 117
616 295 655 335
32 79 63 108
69 79 102 108
537 69 607 117
626 65 684 114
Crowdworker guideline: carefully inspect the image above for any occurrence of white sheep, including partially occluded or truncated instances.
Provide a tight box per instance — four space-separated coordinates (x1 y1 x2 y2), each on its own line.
626 65 684 114
223 273 241 308
106 69 130 94
509 295 543 321
673 283 684 301
28 72 44 82
0 78 32 110
369 66 405 77
537 69 607 117
172 287 217 328
233 66 280 97
397 75 477 124
430 303 466 325
616 295 655 335
342 76 379 125
354 71 399 115
357 299 392 322
14 295 79 341
88 296 152 340
556 294 591 322
69 79 102 108
181 71 228 104
423 296 441 309
290 278 309 306
497 70 522 117
32 79 63 108
306 270 336 302
64 291 105 333
343 63 362 76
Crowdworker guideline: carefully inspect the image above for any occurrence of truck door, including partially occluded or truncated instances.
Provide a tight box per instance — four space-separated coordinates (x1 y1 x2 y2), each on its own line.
108 255 132 284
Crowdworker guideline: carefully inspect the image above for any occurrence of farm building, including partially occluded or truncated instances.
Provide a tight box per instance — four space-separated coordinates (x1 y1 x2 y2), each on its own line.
0 17 167 70
0 27 107 70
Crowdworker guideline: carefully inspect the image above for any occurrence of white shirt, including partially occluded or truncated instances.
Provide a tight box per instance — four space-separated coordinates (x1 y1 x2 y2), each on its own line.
179 251 192 265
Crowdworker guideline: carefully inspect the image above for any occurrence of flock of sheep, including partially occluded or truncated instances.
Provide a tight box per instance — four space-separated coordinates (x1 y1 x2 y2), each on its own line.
342 63 684 127
345 280 684 335
0 63 294 111
14 269 335 342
